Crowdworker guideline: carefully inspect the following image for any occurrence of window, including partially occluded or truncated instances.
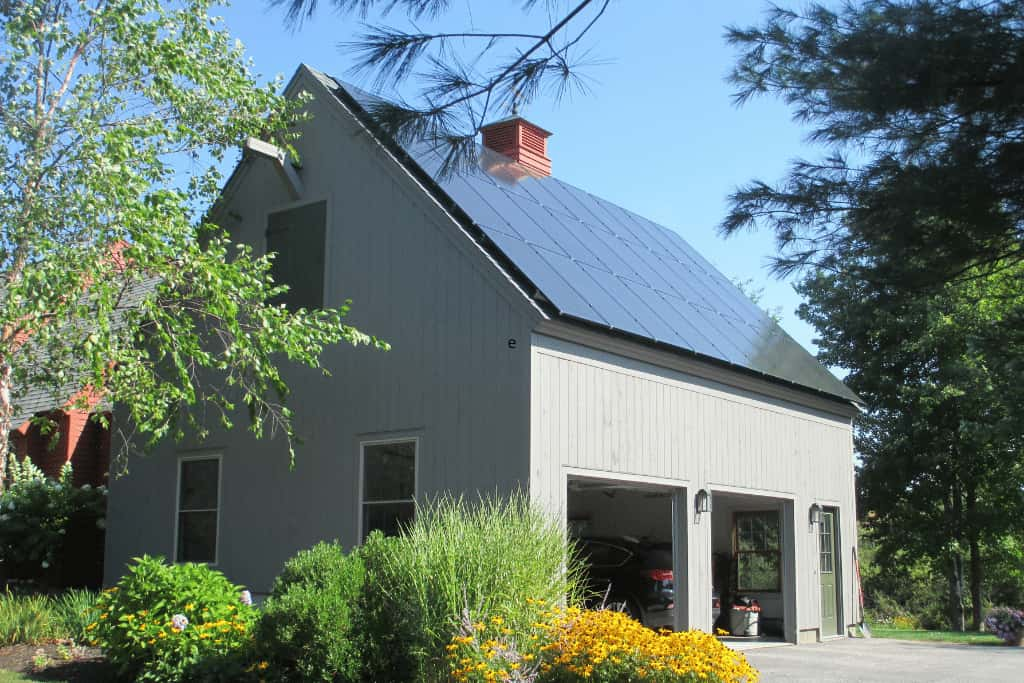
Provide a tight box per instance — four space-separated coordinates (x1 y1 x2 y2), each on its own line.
735 510 781 592
819 511 835 574
580 540 634 569
361 440 416 540
176 457 220 563
266 200 326 310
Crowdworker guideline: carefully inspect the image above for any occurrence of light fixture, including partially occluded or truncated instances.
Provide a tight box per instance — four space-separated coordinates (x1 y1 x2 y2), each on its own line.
809 503 823 527
695 489 711 515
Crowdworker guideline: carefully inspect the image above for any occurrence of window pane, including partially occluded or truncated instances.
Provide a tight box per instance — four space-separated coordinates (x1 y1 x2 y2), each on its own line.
737 553 780 591
177 511 217 563
179 459 219 510
363 502 414 539
581 542 633 568
736 511 780 552
363 442 415 501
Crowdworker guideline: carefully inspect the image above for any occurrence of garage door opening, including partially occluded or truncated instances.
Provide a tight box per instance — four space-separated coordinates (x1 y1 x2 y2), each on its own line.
709 491 792 643
566 476 686 631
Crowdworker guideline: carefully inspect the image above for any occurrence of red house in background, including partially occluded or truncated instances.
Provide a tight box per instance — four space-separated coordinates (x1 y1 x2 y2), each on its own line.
9 387 111 487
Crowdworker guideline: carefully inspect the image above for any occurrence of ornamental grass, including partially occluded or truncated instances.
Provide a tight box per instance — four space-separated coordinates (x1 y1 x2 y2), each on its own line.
448 600 759 683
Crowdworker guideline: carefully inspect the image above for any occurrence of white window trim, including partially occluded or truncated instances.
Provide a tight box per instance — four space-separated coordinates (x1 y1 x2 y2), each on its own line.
173 453 223 566
357 436 419 542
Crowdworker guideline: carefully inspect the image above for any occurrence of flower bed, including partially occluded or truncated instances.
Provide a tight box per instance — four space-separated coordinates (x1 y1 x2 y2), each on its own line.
447 600 759 682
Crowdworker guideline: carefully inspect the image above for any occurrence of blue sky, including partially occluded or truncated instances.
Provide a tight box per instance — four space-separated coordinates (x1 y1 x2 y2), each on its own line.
217 1 825 354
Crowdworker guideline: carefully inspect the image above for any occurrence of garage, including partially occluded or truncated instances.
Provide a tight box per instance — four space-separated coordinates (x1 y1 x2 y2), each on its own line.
708 490 795 641
566 476 691 631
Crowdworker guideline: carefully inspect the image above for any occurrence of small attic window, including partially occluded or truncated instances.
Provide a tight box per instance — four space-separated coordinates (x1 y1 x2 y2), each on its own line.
266 200 326 310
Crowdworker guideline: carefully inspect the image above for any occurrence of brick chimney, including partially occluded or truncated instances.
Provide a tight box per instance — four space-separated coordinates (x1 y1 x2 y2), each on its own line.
480 117 552 178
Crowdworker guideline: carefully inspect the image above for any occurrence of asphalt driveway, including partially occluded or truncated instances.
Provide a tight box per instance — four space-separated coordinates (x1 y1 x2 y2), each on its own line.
744 637 1021 682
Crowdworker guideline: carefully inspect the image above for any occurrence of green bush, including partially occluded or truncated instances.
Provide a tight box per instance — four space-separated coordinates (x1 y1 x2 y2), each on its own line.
256 541 364 682
356 492 584 682
0 458 106 587
89 555 257 682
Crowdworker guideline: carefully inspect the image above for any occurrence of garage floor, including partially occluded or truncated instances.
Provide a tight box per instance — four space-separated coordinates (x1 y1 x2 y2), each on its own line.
743 637 1021 682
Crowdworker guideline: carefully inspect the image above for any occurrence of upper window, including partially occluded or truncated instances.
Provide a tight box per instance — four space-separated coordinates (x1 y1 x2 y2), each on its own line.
361 440 416 540
819 510 835 574
735 510 781 592
176 456 220 563
266 200 326 310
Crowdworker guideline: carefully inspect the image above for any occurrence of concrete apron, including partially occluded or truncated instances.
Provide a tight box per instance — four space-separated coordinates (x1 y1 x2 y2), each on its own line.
718 636 791 651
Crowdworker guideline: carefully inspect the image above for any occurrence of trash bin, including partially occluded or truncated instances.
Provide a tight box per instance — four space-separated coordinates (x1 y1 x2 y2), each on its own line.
729 596 761 636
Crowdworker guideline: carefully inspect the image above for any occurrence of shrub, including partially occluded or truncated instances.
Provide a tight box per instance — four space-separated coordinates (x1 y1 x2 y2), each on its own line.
89 555 257 682
356 492 584 682
447 602 759 683
983 606 1024 644
256 541 364 682
0 458 106 587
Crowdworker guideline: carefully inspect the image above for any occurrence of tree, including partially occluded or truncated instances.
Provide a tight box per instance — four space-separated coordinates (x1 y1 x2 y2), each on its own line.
797 262 1024 629
273 0 610 173
723 0 1024 298
1 0 387 487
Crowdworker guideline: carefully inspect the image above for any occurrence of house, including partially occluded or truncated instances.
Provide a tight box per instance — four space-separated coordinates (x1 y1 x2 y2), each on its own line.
103 65 862 644
10 384 110 489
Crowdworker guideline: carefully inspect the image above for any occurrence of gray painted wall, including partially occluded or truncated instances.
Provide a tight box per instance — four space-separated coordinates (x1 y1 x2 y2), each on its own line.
104 68 539 592
529 332 858 642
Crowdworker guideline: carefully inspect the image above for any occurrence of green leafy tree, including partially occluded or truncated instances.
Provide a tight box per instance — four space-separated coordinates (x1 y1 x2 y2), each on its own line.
0 0 387 487
798 262 1024 630
724 0 1024 297
273 0 610 173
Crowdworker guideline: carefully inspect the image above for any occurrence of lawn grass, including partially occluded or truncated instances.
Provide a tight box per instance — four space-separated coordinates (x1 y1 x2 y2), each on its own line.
0 671 34 682
869 625 1003 645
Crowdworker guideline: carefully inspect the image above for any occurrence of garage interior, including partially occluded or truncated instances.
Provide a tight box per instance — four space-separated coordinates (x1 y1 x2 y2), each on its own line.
709 491 789 640
566 477 686 631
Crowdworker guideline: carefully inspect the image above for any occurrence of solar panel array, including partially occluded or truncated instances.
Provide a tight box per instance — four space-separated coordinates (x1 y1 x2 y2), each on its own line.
330 74 858 404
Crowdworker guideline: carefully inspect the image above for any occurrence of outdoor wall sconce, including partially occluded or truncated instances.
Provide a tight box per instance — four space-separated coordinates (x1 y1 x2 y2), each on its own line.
694 488 711 515
809 502 823 527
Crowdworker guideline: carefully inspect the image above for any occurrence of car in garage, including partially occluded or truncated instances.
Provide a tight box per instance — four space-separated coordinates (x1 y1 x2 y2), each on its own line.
576 536 721 630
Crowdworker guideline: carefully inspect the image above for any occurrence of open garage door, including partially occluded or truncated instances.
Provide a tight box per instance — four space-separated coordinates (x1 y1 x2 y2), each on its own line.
709 491 794 643
567 476 690 630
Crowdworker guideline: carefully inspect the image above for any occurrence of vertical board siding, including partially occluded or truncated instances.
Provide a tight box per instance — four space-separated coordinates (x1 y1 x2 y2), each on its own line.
105 74 537 592
530 334 857 638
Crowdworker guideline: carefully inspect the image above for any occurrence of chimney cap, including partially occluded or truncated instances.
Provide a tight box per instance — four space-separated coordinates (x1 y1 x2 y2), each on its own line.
480 115 553 138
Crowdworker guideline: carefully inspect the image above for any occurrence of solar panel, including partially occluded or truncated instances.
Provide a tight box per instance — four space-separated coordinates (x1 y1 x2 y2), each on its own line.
330 75 859 404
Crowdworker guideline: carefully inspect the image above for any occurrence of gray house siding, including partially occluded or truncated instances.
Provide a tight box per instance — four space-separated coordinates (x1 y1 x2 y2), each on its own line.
529 330 858 642
104 69 540 591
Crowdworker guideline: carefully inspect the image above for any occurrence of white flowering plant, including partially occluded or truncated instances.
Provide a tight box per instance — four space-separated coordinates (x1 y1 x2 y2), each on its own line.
0 458 106 585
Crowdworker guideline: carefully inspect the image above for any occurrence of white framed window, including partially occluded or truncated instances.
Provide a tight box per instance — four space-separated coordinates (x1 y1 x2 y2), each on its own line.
359 438 417 541
175 455 221 564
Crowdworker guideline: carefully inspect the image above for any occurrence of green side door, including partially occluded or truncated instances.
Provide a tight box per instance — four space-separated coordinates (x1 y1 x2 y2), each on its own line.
819 510 840 636
815 511 839 634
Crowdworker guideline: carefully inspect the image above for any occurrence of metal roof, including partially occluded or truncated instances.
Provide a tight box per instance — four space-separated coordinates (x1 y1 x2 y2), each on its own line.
311 69 859 405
